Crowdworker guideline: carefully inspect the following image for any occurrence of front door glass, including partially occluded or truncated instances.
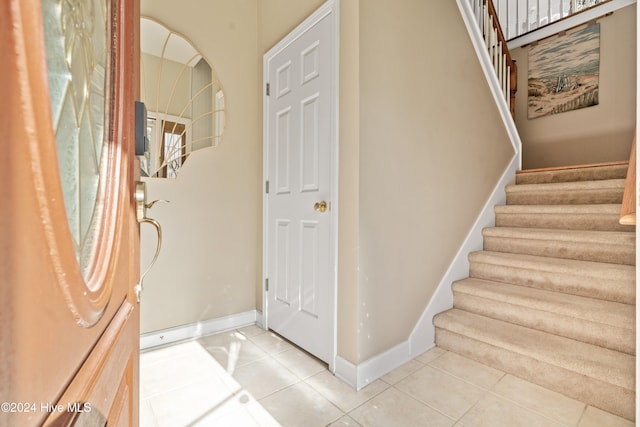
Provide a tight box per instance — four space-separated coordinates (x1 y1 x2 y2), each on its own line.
42 0 110 277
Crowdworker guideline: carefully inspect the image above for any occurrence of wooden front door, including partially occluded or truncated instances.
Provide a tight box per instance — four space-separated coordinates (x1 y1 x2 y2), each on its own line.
1 0 140 425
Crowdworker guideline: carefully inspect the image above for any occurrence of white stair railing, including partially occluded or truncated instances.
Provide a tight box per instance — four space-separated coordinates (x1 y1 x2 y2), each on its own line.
493 0 605 40
468 0 517 117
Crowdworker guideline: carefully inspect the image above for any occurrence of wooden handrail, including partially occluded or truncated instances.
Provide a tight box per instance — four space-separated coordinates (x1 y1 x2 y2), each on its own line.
484 0 518 118
619 133 636 225
486 0 512 65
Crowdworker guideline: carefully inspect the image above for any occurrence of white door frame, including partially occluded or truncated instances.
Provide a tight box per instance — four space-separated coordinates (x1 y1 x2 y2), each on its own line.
262 0 339 371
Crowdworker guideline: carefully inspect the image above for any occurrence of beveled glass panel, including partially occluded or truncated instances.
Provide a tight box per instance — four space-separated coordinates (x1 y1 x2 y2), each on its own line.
42 0 110 276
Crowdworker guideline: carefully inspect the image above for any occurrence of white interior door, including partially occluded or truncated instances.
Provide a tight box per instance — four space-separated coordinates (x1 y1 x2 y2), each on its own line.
263 0 338 365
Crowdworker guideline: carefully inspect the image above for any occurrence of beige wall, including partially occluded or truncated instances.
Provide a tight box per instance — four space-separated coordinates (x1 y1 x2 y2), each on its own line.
256 0 514 365
336 0 362 365
512 4 636 169
355 0 514 361
139 0 515 370
140 0 258 333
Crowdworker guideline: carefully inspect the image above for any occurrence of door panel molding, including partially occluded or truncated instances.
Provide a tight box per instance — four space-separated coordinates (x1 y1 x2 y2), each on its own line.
44 300 138 426
263 0 339 370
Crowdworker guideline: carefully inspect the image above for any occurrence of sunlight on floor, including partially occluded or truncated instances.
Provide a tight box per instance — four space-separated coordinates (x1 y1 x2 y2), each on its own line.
140 337 283 426
140 325 634 427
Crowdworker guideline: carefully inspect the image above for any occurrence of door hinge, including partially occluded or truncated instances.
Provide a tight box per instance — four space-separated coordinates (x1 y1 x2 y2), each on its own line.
265 278 269 291
266 83 270 96
265 180 270 194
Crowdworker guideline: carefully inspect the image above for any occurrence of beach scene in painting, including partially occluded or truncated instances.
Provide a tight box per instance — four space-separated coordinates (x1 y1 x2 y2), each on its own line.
528 24 600 119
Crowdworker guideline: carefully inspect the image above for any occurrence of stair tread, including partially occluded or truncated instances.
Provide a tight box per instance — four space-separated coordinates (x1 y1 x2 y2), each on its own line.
482 227 635 245
494 203 632 232
483 226 635 265
453 278 634 329
516 163 628 185
434 309 635 390
506 179 626 193
495 204 623 214
505 180 625 205
469 250 635 304
470 250 635 279
518 162 628 173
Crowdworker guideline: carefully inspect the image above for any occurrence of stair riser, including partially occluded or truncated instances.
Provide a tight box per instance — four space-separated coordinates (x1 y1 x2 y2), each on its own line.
506 189 623 205
469 262 635 304
483 236 635 266
495 213 628 232
453 292 635 354
435 329 634 421
516 165 629 185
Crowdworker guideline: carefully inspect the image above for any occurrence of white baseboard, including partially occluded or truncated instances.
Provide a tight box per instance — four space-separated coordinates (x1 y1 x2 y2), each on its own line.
403 0 522 357
335 340 414 390
256 310 264 329
140 310 259 351
334 356 358 388
408 155 518 356
334 155 517 389
334 151 518 388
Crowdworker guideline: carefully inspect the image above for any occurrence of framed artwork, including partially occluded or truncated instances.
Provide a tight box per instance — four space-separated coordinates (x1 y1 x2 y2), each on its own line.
528 24 600 119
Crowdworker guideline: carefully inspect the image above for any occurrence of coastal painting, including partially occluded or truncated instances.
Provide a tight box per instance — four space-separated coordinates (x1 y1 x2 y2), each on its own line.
528 24 600 119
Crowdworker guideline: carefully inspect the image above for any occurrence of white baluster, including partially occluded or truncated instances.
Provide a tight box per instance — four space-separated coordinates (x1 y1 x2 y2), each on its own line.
503 55 508 100
507 65 511 108
489 24 495 67
493 27 499 73
503 1 518 40
497 44 503 94
484 5 490 47
516 0 520 37
500 42 504 81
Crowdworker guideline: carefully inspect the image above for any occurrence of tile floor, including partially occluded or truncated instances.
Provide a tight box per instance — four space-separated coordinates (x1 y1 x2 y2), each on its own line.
140 325 633 427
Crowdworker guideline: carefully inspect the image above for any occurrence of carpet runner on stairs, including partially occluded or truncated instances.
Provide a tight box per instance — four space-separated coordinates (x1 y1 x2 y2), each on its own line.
433 163 636 421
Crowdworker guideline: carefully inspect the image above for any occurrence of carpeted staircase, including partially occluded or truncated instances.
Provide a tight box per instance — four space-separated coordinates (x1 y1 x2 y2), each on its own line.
434 163 636 420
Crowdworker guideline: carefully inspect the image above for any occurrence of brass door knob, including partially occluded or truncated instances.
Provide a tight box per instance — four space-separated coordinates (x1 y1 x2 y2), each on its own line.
314 201 328 213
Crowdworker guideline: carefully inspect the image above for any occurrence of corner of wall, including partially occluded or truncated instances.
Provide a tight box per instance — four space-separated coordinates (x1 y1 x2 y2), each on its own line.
334 340 412 390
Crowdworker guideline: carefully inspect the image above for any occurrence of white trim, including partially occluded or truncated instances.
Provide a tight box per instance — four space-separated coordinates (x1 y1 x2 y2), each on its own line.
334 356 358 388
334 341 419 390
409 154 518 356
404 0 522 358
262 0 339 371
356 341 411 390
329 0 341 375
456 0 522 166
255 310 265 329
140 310 258 351
507 0 636 50
333 155 519 387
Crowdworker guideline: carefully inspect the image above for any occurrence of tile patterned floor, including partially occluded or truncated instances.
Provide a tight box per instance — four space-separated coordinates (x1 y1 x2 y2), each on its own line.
140 325 633 427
